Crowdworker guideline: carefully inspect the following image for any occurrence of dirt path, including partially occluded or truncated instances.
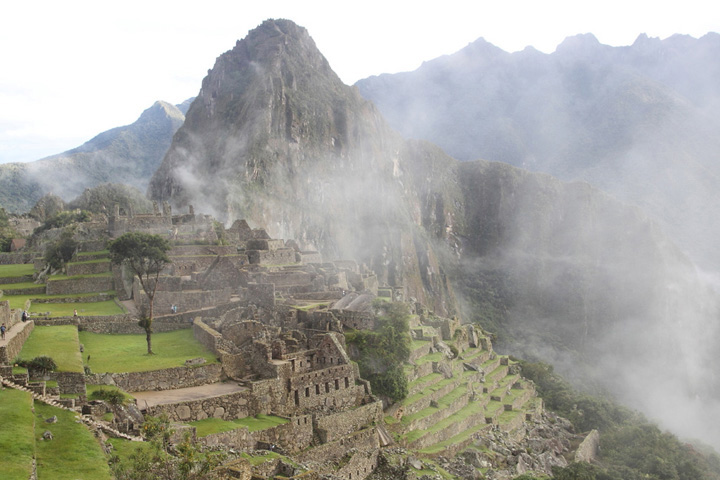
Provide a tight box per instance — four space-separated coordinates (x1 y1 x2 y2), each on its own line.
132 382 247 409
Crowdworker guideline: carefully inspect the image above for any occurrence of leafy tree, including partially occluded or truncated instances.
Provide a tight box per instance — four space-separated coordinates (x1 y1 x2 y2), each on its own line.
109 232 171 354
44 231 78 272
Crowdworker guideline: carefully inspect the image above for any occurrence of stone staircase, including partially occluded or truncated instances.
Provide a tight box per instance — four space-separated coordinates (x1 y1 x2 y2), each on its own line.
0 373 143 442
389 329 540 457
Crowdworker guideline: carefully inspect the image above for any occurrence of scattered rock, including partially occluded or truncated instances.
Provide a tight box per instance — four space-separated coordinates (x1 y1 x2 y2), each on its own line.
42 430 53 440
45 415 57 424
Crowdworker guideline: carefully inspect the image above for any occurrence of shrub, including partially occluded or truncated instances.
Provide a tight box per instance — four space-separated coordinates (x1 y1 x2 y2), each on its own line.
90 388 125 405
18 355 57 377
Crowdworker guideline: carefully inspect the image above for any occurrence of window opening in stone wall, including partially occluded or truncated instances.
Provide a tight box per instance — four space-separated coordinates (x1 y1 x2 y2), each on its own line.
325 382 330 393
305 387 310 397
345 377 349 388
294 390 299 406
316 384 320 394
335 379 339 390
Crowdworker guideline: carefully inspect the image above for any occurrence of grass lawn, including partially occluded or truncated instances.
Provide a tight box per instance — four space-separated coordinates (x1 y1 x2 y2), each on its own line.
0 388 35 480
0 290 121 312
0 263 35 277
18 325 84 373
190 414 289 437
34 402 112 480
0 281 44 290
30 299 125 317
79 329 218 373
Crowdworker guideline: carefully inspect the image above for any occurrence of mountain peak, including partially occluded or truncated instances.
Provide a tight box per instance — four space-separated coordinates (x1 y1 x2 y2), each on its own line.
555 33 601 54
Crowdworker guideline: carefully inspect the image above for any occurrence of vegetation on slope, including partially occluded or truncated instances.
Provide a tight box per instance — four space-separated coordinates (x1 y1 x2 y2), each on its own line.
345 301 411 401
518 360 720 480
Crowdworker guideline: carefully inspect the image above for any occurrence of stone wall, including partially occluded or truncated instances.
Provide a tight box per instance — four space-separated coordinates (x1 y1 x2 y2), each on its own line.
314 401 383 443
0 320 34 365
300 427 379 463
52 371 86 395
0 275 34 285
287 364 362 413
251 414 314 453
337 448 380 480
46 275 114 295
246 239 285 251
66 260 111 276
575 429 600 463
133 284 232 314
247 248 296 266
87 363 222 392
247 283 275 309
330 310 376 331
145 390 256 421
0 253 35 265
200 414 314 454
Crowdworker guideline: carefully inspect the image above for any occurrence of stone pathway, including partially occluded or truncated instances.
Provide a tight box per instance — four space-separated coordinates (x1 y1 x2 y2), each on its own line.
133 382 247 409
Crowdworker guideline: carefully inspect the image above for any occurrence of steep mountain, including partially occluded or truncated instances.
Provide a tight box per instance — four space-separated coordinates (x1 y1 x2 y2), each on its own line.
148 19 459 315
355 33 720 272
0 100 186 213
148 19 720 448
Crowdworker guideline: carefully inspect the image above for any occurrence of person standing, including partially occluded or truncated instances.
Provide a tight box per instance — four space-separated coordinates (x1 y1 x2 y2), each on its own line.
1 323 6 340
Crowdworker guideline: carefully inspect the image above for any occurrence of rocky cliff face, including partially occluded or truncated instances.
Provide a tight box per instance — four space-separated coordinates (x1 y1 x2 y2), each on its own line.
0 100 186 213
147 19 720 447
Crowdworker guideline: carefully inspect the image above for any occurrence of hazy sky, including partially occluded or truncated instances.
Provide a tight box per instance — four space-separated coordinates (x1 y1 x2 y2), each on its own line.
1 0 716 164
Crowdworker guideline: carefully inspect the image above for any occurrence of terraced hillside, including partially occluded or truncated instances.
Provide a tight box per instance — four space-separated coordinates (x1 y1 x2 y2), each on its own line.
388 317 541 456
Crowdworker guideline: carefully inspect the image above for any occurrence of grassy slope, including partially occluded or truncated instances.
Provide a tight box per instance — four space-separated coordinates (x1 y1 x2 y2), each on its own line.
79 329 218 373
0 388 35 480
18 325 84 373
34 402 112 480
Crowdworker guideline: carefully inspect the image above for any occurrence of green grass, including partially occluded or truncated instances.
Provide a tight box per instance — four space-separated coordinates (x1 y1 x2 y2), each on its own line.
18 325 84 373
415 351 445 365
0 291 118 310
0 281 44 290
30 300 125 317
34 402 112 480
77 250 109 257
0 388 35 480
79 329 218 373
0 263 35 277
190 414 289 437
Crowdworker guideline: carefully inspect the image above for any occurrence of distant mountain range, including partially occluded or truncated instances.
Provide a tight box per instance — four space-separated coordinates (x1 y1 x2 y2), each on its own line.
0 99 191 213
356 32 720 272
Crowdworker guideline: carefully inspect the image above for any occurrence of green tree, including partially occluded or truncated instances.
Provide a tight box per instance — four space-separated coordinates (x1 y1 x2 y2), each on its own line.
44 232 78 272
109 232 171 354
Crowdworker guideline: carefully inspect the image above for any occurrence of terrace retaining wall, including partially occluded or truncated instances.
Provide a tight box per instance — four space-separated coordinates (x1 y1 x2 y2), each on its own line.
46 275 114 295
86 363 222 392
144 390 256 421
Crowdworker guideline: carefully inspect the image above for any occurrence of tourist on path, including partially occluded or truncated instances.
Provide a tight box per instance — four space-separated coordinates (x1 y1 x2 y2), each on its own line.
1 323 6 340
